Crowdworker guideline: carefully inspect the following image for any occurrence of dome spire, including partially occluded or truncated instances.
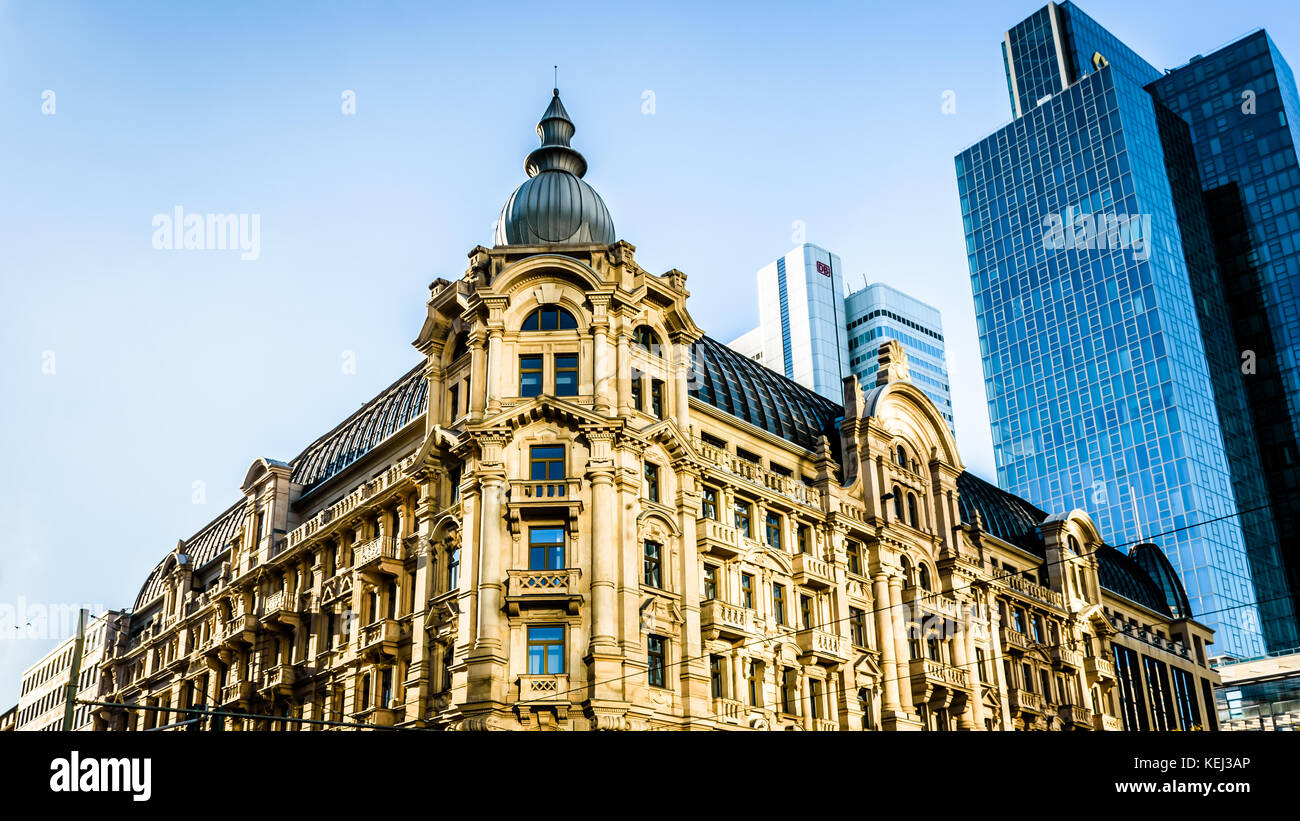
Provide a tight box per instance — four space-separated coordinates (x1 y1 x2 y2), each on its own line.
524 86 588 178
494 86 615 246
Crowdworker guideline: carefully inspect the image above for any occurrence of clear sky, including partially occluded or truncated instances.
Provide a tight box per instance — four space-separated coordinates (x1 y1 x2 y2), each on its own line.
2 0 1297 703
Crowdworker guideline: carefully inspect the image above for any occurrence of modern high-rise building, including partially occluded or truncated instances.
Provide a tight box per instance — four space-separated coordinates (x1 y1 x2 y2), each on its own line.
845 282 954 433
955 1 1299 657
749 243 849 402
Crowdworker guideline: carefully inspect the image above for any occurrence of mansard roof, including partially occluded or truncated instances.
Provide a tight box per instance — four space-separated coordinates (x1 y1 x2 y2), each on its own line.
132 363 427 611
689 335 842 451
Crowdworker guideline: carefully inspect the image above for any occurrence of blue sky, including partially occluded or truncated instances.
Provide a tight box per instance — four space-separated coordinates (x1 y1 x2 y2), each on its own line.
2 0 1297 702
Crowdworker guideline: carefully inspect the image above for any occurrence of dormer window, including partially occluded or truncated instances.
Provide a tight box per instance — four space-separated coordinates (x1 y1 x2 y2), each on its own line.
522 305 578 331
633 325 663 356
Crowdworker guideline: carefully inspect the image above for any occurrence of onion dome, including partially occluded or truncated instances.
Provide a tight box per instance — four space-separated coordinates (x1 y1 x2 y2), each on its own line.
494 88 615 246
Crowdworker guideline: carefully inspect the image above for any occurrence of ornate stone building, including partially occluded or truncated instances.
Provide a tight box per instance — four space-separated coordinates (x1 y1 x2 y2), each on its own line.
95 90 1219 731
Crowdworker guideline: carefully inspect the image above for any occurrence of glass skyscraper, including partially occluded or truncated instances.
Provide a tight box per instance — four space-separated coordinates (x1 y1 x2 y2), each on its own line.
956 1 1300 657
845 283 954 432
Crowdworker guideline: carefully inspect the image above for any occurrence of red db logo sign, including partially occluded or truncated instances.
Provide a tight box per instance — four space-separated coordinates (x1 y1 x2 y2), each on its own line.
816 261 831 277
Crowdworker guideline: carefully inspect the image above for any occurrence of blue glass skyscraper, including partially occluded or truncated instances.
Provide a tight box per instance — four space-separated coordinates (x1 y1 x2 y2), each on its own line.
956 1 1299 656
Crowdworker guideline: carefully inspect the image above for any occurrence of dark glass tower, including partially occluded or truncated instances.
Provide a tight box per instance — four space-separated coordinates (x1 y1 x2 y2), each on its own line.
1147 32 1300 656
956 1 1299 656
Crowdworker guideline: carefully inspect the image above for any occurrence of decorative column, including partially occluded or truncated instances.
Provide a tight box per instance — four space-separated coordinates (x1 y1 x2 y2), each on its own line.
964 605 986 730
588 468 618 651
616 330 632 414
873 572 903 718
951 613 977 730
473 475 505 655
800 670 813 730
486 328 503 413
673 337 692 428
889 574 915 716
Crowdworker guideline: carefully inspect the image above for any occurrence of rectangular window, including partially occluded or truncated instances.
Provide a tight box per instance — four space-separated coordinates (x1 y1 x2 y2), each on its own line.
1031 615 1044 644
765 512 782 550
849 607 867 647
797 524 811 554
701 486 718 520
1013 608 1026 634
976 647 987 683
650 379 665 418
773 584 786 626
519 355 543 397
647 635 667 688
528 526 566 570
741 574 754 609
630 375 643 411
644 462 660 503
702 565 717 601
781 667 798 715
527 626 565 675
846 539 861 574
809 679 823 720
447 544 460 591
529 445 565 480
709 655 723 699
554 353 578 396
734 500 753 538
643 541 663 588
448 384 460 420
746 661 761 706
800 594 813 630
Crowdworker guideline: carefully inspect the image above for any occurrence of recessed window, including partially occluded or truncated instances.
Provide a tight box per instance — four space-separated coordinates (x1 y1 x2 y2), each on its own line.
734 499 753 538
846 540 861 575
527 626 565 675
746 661 761 706
448 384 460 421
892 485 904 519
907 493 920 528
772 584 786 626
800 594 813 630
522 305 577 332
519 355 543 397
643 541 663 588
530 445 564 480
701 486 719 520
741 573 754 609
765 512 782 550
633 324 662 355
644 462 660 503
709 655 723 699
647 635 667 688
702 565 718 601
849 607 867 647
630 375 643 411
555 353 578 396
650 379 665 418
446 542 460 591
528 527 565 571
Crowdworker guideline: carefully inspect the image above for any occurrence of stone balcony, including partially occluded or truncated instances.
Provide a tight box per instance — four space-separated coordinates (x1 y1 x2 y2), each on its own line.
505 568 583 615
794 628 848 666
700 600 752 642
908 658 971 709
692 438 819 509
261 590 308 628
1058 704 1093 729
813 719 839 732
221 681 255 708
1084 656 1116 682
260 663 299 698
1008 687 1044 715
1000 627 1031 653
515 674 571 727
791 553 834 590
713 697 745 726
354 536 403 579
222 614 258 646
1094 713 1124 731
1002 573 1064 608
697 517 742 559
357 618 401 658
1051 646 1083 670
507 479 583 536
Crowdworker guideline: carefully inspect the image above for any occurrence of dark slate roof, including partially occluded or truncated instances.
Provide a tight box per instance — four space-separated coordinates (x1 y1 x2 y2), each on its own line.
131 363 427 611
690 335 842 451
1129 543 1193 619
956 471 1048 555
290 363 428 492
133 499 247 611
1097 545 1172 616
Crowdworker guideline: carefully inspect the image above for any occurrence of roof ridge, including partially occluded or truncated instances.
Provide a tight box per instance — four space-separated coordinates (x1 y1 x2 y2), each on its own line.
288 360 426 468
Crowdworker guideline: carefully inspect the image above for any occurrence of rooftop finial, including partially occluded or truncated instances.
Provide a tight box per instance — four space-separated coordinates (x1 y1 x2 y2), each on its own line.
525 86 587 178
554 65 558 94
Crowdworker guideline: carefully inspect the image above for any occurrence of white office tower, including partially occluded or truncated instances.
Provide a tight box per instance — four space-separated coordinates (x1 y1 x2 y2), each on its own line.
845 282 954 433
734 243 848 401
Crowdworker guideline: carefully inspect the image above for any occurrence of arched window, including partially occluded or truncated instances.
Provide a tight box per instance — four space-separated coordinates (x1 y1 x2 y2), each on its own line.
901 555 914 587
895 445 908 468
918 563 932 592
907 493 920 528
521 305 578 332
449 331 469 362
633 324 663 356
1068 536 1081 554
892 485 904 519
